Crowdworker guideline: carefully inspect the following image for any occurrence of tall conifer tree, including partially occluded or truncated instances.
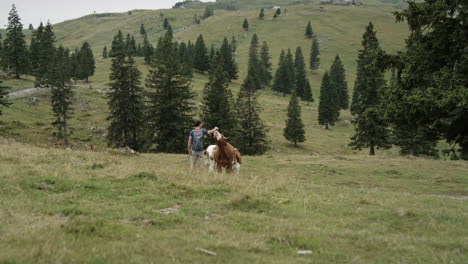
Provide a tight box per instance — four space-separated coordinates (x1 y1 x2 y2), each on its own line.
305 21 313 39
303 80 313 104
202 52 239 145
242 19 249 31
259 41 273 86
142 34 153 65
294 46 308 99
146 35 194 153
318 72 339 129
3 5 28 78
284 93 305 146
349 22 390 155
237 75 269 155
47 45 73 145
247 34 262 90
193 34 209 72
329 55 349 110
102 46 108 58
107 31 144 151
140 24 146 35
272 50 291 96
219 37 238 80
259 8 265 20
310 36 320 70
77 41 95 82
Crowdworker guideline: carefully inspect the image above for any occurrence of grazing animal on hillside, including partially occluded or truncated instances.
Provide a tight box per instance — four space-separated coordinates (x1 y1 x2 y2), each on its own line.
210 131 242 174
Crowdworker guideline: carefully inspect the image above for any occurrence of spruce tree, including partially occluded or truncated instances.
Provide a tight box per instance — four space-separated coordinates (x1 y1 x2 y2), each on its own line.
145 35 194 153
246 34 262 90
140 24 146 35
386 0 467 158
77 41 95 82
276 8 281 16
102 46 108 58
3 5 28 78
294 46 308 99
242 19 249 31
142 33 154 65
130 35 137 55
273 13 278 19
47 46 74 146
193 34 209 73
259 8 265 20
303 80 313 104
177 42 193 77
318 72 339 129
34 22 56 86
69 48 80 81
0 80 11 126
284 93 305 146
219 37 238 80
107 31 144 151
305 21 313 39
259 41 272 86
349 22 390 155
329 54 349 110
285 48 296 92
163 18 169 29
272 50 290 96
28 24 34 31
203 7 213 19
202 52 239 145
29 22 43 76
310 35 320 70
237 75 269 155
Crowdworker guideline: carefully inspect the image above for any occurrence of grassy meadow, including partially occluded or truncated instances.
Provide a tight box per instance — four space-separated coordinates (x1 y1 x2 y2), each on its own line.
1 2 467 263
0 141 467 263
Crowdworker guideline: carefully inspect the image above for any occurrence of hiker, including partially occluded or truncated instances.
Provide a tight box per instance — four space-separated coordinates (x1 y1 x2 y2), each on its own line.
188 120 218 172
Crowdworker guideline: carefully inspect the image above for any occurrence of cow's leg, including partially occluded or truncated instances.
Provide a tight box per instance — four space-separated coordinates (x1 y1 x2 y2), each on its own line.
226 165 233 174
209 158 215 173
233 162 240 175
217 164 223 173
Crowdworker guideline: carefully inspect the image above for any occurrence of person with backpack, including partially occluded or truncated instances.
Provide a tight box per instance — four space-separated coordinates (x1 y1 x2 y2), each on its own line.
188 120 218 172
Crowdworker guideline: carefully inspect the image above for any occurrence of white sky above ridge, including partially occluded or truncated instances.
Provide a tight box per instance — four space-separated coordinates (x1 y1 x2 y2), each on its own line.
0 0 215 29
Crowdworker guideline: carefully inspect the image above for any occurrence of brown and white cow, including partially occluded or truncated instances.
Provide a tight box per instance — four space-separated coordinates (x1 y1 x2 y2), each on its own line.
206 131 241 174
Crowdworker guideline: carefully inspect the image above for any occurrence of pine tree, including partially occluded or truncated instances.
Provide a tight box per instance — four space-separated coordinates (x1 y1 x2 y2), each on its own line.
102 46 108 58
237 75 270 155
303 80 313 104
219 37 238 80
246 34 262 90
166 24 173 39
305 21 313 39
130 35 137 55
284 93 305 146
259 41 273 86
69 48 79 81
285 48 296 92
329 55 349 110
163 18 169 29
142 33 154 65
193 34 209 73
203 7 213 19
294 46 308 99
140 24 146 35
107 31 145 151
202 52 239 145
209 45 215 69
259 8 265 20
145 35 194 153
47 45 74 146
273 13 278 19
276 8 281 16
0 80 11 126
318 72 339 129
242 19 249 31
386 0 467 159
310 35 320 70
28 24 34 31
272 50 290 96
177 41 193 77
3 5 29 78
349 22 390 155
35 22 56 86
77 41 95 82
29 22 44 76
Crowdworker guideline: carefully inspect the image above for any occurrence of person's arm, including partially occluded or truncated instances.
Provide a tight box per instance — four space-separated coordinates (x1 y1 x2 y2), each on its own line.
207 127 219 135
187 136 192 154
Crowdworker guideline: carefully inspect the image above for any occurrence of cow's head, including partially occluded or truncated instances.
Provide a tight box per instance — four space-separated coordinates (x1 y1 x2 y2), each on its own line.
214 131 228 144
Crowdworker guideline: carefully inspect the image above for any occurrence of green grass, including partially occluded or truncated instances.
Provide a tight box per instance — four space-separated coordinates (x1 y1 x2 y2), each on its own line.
0 141 467 263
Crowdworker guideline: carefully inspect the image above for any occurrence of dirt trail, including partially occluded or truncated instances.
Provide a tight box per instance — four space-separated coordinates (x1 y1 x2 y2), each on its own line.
8 88 43 98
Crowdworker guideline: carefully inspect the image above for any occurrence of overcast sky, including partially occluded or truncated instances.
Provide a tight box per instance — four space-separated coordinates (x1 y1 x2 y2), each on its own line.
0 0 214 28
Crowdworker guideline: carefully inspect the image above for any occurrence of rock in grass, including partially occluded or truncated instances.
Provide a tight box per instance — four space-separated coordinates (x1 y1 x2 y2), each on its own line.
196 248 217 256
297 250 313 255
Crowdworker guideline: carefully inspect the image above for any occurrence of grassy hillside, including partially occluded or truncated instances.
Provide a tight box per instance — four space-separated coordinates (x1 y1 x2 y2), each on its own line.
0 141 467 263
2 4 409 156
